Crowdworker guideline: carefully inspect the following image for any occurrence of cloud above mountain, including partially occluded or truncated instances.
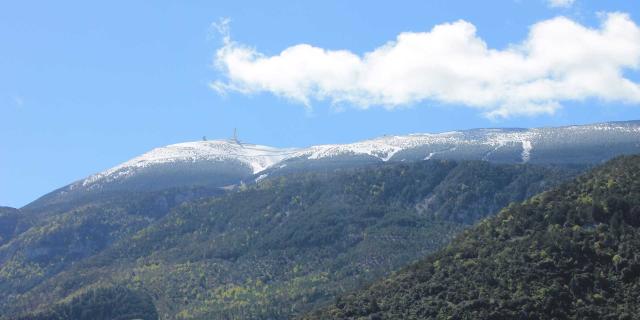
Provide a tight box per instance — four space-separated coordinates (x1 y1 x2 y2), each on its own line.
211 13 640 118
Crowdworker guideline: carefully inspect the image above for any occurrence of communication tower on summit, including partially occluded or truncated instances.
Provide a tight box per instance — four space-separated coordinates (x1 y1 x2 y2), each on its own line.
230 128 242 145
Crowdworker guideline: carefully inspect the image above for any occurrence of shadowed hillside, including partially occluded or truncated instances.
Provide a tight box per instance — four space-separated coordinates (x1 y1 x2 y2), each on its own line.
304 155 640 319
6 160 577 319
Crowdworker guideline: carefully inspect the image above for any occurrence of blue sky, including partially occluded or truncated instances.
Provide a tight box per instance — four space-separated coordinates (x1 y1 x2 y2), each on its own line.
2 0 640 207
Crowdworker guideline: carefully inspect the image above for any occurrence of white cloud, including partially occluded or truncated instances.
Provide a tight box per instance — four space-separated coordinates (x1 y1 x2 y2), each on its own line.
212 13 640 118
547 0 575 8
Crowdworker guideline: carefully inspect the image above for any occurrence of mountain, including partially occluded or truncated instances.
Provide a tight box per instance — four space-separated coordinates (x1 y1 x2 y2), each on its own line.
304 155 640 319
25 120 640 211
21 142 285 212
0 186 224 317
3 160 578 319
4 120 638 319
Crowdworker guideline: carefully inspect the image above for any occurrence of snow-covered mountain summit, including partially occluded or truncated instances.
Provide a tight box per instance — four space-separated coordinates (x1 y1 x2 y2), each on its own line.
78 120 640 190
27 120 640 210
78 141 299 189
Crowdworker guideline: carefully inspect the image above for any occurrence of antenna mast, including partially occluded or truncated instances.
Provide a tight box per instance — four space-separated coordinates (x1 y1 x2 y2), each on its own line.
231 128 241 145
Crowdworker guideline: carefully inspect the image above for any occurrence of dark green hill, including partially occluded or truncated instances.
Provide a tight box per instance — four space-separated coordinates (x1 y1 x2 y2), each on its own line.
6 160 577 319
18 285 158 320
0 207 23 246
304 155 640 320
0 187 223 315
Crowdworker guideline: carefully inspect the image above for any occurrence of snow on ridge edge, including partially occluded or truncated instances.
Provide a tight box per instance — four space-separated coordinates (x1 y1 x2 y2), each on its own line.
75 122 639 189
79 141 299 188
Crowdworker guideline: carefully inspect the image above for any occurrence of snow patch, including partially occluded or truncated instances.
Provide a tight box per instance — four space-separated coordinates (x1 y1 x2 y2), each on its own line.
255 174 269 182
521 141 533 163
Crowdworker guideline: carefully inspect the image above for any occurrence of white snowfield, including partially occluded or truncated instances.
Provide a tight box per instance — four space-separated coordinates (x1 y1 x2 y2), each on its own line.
76 122 640 189
79 141 299 188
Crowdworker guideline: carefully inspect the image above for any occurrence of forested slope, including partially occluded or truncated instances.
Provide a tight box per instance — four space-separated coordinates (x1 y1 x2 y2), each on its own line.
7 160 576 319
0 187 223 316
305 155 640 319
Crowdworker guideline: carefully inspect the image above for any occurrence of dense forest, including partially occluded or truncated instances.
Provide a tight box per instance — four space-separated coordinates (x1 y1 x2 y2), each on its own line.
0 206 22 246
305 155 640 319
18 285 157 320
0 187 223 318
4 160 577 319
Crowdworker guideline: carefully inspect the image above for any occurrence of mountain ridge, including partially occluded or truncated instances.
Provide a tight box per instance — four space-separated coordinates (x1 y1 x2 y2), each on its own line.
23 120 640 211
4 120 639 319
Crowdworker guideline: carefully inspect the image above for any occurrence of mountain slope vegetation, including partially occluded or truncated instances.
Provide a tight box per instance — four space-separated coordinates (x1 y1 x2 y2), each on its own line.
17 285 158 320
304 155 640 319
4 160 578 319
0 187 223 315
0 207 24 246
